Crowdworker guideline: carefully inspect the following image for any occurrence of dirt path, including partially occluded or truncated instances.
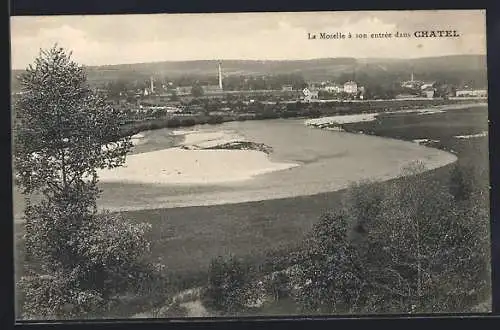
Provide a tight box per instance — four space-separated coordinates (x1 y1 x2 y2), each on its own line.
180 300 210 317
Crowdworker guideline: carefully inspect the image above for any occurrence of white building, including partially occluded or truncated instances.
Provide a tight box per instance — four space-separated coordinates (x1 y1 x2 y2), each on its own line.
322 84 343 93
302 88 319 101
358 86 366 99
422 87 435 98
425 91 435 98
203 85 223 94
309 91 319 99
420 83 435 90
343 81 358 94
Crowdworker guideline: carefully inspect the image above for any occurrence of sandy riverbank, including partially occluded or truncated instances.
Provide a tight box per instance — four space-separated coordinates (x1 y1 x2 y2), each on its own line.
98 130 299 185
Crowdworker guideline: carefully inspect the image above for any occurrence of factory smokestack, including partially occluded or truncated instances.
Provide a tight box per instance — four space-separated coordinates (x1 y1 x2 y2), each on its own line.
218 61 223 90
150 76 154 93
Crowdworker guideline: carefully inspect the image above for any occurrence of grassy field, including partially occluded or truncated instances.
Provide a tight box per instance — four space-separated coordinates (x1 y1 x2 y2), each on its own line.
114 188 345 280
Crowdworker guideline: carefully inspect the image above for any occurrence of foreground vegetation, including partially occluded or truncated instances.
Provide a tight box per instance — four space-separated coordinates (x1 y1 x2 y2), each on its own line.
17 104 489 318
14 46 163 320
118 157 490 318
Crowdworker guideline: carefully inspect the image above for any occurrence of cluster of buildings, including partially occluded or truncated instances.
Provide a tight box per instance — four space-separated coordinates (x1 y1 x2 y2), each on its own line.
300 80 366 102
110 62 487 104
400 73 439 98
139 61 367 103
400 73 487 98
141 60 225 97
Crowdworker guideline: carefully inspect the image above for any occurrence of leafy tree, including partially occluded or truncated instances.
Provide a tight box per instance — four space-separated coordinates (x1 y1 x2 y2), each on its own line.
14 47 132 198
202 255 252 315
290 161 490 314
14 45 159 319
343 179 385 233
169 90 179 101
358 162 490 313
191 84 204 98
106 79 129 99
292 211 365 314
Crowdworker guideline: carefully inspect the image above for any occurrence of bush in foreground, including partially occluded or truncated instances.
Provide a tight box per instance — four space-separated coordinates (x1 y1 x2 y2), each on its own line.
202 255 254 315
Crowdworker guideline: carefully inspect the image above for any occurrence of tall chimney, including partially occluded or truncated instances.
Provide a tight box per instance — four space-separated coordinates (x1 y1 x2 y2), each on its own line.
218 61 223 90
150 76 154 93
411 72 414 82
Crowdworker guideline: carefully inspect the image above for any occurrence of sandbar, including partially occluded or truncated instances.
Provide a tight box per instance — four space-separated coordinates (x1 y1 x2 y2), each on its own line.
98 130 299 185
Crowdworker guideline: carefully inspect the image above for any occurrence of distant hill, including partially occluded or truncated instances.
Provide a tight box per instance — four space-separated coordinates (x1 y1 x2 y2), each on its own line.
353 55 487 89
11 55 487 93
82 58 358 86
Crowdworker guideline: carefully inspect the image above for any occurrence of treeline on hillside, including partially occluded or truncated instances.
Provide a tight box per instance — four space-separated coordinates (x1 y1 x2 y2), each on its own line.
97 74 309 98
222 74 308 91
199 161 490 316
12 55 486 94
342 69 487 92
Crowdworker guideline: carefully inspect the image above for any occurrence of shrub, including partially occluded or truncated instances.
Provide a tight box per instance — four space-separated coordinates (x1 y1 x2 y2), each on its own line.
18 269 106 320
20 198 160 318
292 211 365 314
357 162 490 313
343 179 385 232
291 160 490 314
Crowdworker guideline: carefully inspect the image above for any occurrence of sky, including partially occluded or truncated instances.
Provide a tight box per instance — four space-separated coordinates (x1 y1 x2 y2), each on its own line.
10 10 487 70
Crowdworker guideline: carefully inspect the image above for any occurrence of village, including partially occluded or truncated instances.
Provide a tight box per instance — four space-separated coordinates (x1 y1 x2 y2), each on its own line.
91 60 487 118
